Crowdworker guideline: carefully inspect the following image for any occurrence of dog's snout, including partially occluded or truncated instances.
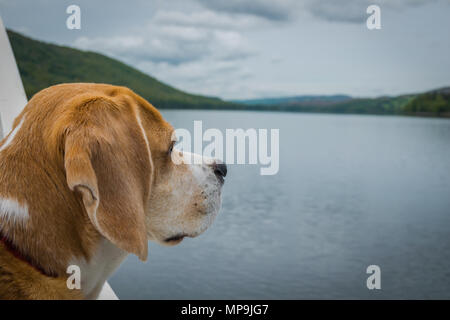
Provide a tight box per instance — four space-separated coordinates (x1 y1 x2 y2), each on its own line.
213 162 227 178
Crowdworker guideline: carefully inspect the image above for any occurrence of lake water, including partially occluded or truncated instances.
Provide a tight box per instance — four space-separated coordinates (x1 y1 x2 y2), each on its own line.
109 110 450 299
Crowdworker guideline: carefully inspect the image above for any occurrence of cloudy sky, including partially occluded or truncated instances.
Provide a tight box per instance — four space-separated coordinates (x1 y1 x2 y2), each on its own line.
1 0 449 100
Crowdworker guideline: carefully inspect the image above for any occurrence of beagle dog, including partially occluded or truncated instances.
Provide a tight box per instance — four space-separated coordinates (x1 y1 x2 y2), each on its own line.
0 83 227 299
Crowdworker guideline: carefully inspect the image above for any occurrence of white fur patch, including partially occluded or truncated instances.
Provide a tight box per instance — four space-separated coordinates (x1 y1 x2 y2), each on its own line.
0 197 29 224
0 116 24 152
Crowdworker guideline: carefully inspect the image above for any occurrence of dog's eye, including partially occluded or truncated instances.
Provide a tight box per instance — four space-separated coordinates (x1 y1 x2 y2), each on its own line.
168 142 175 154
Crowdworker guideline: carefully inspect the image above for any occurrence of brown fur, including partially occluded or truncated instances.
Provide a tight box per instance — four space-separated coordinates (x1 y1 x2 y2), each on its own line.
0 242 82 300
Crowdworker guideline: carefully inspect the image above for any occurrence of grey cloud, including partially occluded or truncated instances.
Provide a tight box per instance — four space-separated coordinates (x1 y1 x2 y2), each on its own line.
73 17 254 66
74 29 212 66
195 0 298 21
153 10 264 29
306 0 446 24
307 1 368 23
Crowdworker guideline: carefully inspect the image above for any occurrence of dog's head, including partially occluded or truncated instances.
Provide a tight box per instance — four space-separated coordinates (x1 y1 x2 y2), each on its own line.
49 84 226 261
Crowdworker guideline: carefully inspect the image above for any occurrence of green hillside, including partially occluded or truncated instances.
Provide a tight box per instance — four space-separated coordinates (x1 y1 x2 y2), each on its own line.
7 29 238 110
403 87 450 115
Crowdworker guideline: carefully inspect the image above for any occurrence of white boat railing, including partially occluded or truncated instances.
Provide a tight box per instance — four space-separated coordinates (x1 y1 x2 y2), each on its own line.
0 16 27 139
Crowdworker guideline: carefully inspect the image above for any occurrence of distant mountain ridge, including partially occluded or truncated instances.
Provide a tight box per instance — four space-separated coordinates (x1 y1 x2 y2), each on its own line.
235 88 450 117
7 29 450 117
234 95 352 106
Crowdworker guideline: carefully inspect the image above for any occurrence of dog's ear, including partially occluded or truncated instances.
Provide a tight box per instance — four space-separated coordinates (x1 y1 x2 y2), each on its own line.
64 100 152 261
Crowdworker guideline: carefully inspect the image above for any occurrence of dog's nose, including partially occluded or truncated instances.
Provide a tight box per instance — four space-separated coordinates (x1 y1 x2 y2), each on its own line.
213 162 227 178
